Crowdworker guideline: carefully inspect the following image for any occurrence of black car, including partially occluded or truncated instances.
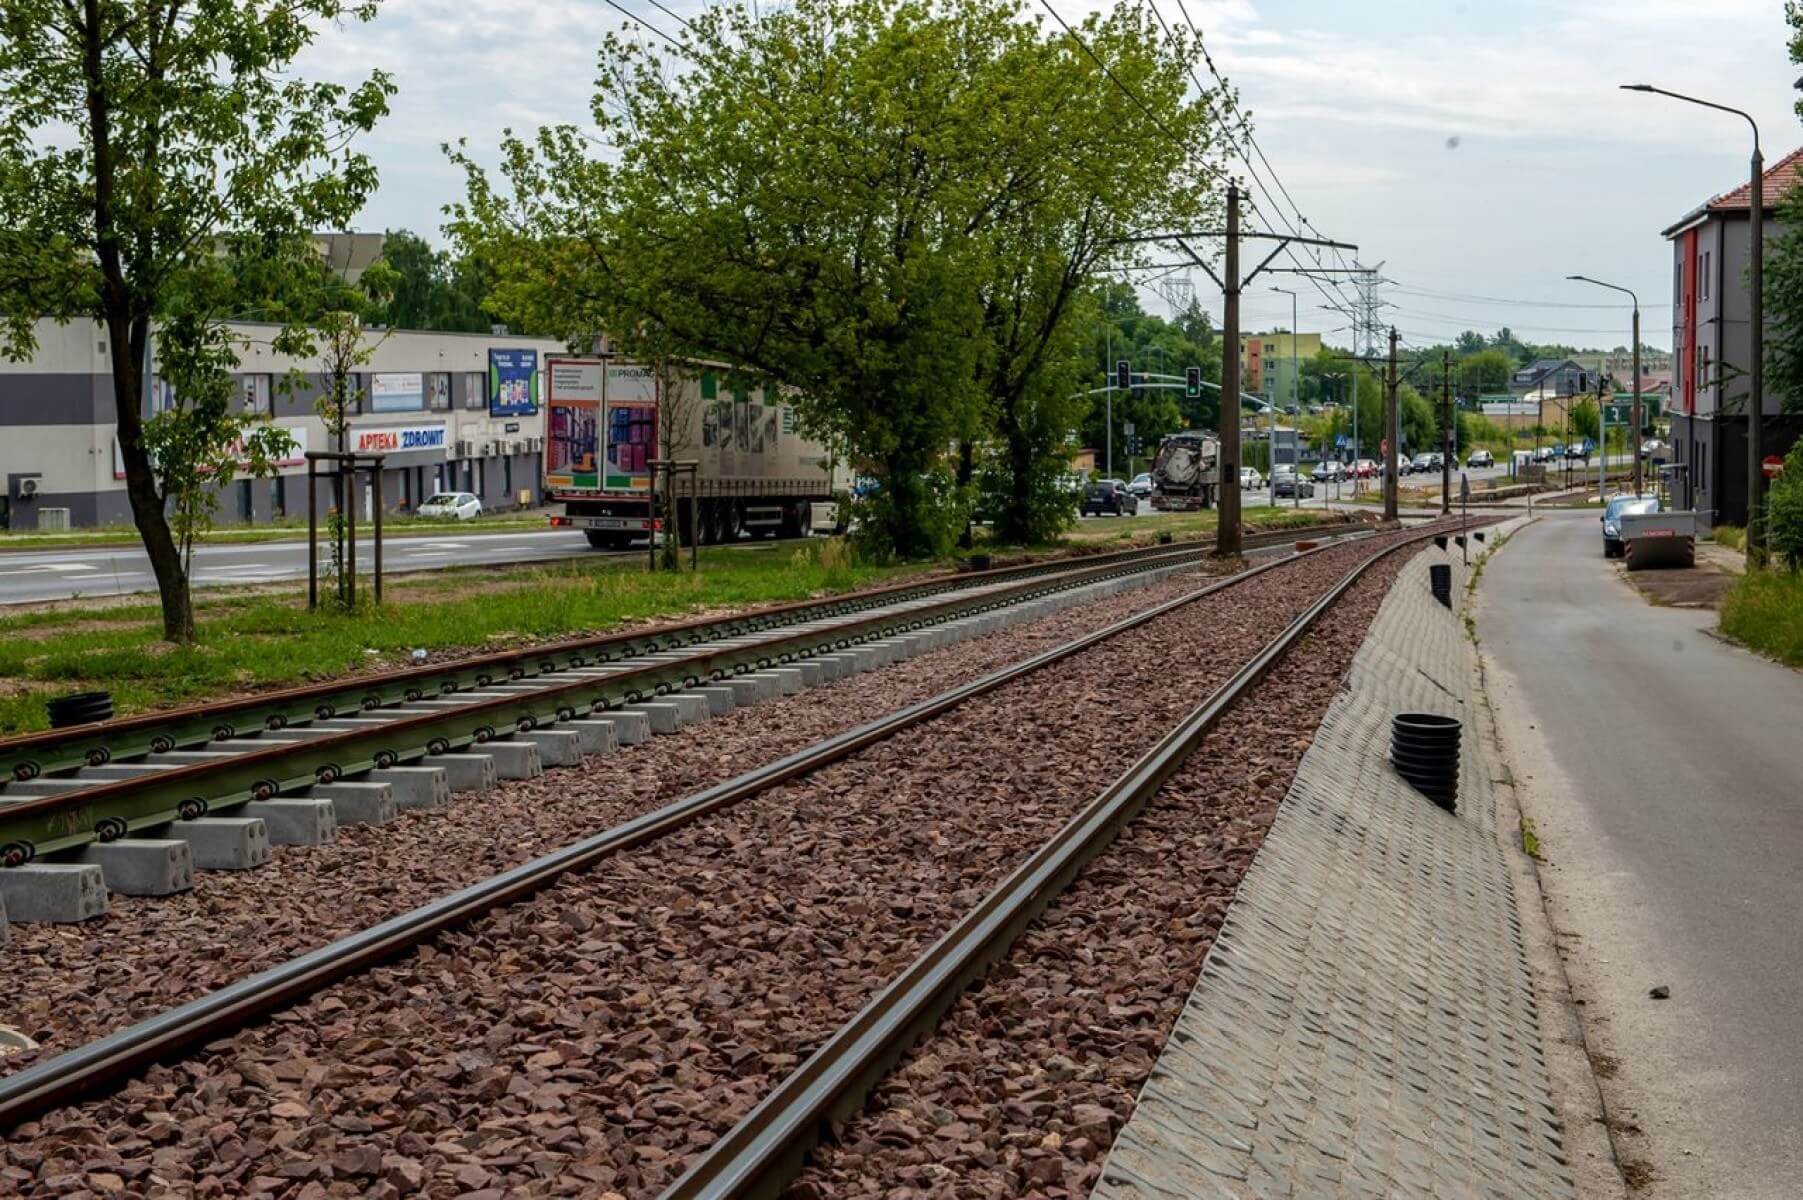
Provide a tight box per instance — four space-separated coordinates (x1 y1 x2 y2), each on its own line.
1081 481 1139 517
1272 473 1316 499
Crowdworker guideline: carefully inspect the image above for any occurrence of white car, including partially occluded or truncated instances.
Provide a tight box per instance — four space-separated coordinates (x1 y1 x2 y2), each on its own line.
1240 467 1264 490
1128 473 1154 497
417 491 483 520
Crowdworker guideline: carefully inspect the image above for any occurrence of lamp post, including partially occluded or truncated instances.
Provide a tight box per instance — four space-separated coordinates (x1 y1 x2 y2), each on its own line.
1567 274 1642 499
1271 287 1299 507
1623 83 1763 565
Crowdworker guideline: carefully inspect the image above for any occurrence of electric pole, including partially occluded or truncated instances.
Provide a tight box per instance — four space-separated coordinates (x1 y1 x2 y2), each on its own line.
1384 327 1399 522
1632 305 1643 499
1441 349 1453 515
1217 184 1243 557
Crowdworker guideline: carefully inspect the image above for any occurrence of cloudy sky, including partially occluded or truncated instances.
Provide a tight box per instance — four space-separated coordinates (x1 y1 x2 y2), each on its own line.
304 0 1803 352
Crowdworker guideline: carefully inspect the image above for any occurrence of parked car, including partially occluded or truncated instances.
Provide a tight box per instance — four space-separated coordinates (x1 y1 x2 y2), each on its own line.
1565 439 1595 462
1352 459 1377 479
1466 449 1494 469
1640 438 1668 461
1080 480 1138 517
1311 460 1344 483
1602 494 1661 558
1531 445 1558 463
1239 466 1264 490
1128 472 1154 497
417 492 483 520
1273 473 1316 499
1410 452 1436 474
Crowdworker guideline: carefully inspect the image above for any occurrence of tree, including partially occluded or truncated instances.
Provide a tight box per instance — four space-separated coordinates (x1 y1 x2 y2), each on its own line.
0 0 392 641
377 229 497 332
1766 439 1803 568
1455 330 1487 356
1458 348 1513 397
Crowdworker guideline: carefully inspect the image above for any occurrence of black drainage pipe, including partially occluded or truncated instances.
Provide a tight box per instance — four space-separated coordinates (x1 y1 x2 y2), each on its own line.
1429 563 1453 607
47 691 113 729
1392 713 1460 811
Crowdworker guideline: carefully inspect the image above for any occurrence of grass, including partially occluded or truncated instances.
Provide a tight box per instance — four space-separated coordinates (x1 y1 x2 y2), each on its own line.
1712 524 1747 551
0 539 922 736
0 512 555 551
1519 815 1543 860
1719 568 1803 668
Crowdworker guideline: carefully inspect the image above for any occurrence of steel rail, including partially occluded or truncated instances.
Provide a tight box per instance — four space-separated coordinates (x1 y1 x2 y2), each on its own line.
0 533 1279 784
0 524 1368 864
658 521 1486 1200
0 523 1412 1129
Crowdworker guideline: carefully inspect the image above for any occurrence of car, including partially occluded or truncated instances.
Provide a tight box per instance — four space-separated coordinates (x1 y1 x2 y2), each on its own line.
1640 438 1669 461
1565 439 1595 462
1531 445 1558 464
1311 460 1345 483
1467 449 1494 469
1080 480 1138 517
1429 452 1446 469
417 491 482 520
1273 474 1316 499
1352 459 1377 479
1410 452 1436 474
1128 472 1154 497
1239 466 1264 490
1602 494 1661 558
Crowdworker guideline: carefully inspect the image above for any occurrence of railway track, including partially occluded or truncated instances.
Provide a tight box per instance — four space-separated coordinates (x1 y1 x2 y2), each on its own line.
0 518 1481 1185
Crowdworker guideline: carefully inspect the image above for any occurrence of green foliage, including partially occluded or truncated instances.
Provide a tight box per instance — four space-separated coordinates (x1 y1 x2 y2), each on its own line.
0 0 392 640
1570 397 1601 441
1086 285 1220 457
376 230 498 332
1721 567 1803 666
1765 187 1803 411
1764 440 1803 568
1458 349 1514 397
450 0 1223 560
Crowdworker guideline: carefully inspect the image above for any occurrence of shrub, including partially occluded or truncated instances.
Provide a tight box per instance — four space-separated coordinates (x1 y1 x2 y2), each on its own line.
1765 441 1803 569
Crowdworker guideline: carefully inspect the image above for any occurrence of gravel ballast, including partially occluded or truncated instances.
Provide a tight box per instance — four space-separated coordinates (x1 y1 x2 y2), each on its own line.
4 531 1426 1198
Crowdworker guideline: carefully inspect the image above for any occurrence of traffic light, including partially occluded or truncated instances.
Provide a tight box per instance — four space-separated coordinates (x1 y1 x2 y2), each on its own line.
1116 359 1131 391
1185 366 1201 399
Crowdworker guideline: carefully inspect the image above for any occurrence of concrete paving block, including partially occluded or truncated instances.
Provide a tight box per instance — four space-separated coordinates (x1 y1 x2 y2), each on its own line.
560 719 619 756
621 701 684 735
78 838 193 896
361 766 450 811
158 817 271 869
244 798 336 846
304 781 399 824
437 753 498 793
478 740 543 779
511 728 582 768
0 863 107 923
659 692 703 724
690 686 738 716
581 711 652 747
725 675 777 705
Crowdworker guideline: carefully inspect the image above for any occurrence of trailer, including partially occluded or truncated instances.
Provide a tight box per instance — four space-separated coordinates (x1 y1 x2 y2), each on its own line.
1620 509 1697 570
1149 431 1220 511
543 359 843 549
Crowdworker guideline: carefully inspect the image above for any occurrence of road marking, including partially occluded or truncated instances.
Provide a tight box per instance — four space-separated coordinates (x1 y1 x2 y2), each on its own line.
0 562 101 574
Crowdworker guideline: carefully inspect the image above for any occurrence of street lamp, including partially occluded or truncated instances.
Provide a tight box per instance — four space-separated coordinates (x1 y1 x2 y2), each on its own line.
1622 83 1764 565
1567 274 1643 500
1271 287 1299 507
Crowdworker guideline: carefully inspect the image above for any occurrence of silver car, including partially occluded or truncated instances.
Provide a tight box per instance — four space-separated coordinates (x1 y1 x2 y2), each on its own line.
1602 494 1660 558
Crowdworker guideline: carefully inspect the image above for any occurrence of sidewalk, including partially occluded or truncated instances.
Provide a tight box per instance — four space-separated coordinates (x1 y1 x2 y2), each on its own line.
1095 528 1608 1199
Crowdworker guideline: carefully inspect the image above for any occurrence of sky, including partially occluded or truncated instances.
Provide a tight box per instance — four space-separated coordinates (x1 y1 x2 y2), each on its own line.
301 0 1803 353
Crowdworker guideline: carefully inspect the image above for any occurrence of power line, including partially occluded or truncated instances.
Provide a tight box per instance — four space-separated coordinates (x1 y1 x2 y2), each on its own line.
1387 281 1671 310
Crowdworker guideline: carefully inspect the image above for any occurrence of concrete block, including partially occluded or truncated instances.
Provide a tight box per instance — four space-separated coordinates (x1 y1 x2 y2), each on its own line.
690 686 738 716
437 753 498 792
479 739 542 779
620 701 683 735
582 711 652 746
360 766 450 811
74 763 182 781
558 719 619 756
0 863 107 923
725 675 776 705
304 781 398 825
2 780 93 798
158 817 271 869
750 668 806 696
244 798 337 846
796 660 831 687
669 693 710 724
511 728 582 768
812 653 860 678
150 751 245 765
0 894 7 946
78 838 193 896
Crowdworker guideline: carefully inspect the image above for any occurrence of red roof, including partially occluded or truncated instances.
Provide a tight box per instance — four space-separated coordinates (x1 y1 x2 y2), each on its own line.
1707 145 1803 213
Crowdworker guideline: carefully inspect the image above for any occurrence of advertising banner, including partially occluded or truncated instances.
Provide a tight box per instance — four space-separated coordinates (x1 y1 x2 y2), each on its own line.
114 426 308 480
603 363 656 493
353 423 447 456
488 348 539 416
546 358 604 490
370 372 425 413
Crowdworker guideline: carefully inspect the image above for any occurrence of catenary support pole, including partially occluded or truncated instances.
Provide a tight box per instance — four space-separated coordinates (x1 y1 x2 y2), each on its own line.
1216 184 1243 557
1384 327 1399 522
1750 142 1766 565
1441 349 1453 515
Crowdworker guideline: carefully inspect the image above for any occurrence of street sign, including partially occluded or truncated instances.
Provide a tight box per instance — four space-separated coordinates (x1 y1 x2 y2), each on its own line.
1123 421 1135 436
1765 455 1785 478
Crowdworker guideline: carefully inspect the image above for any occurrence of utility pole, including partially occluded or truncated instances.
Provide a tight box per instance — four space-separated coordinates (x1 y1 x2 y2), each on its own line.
1217 184 1243 557
1632 305 1643 498
1384 327 1400 521
1441 349 1453 515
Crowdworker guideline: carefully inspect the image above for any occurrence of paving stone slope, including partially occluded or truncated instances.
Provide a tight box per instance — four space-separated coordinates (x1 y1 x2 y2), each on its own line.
1096 540 1574 1200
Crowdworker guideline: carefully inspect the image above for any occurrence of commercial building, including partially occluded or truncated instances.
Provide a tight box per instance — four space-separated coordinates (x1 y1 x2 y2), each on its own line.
1664 146 1803 527
0 318 568 530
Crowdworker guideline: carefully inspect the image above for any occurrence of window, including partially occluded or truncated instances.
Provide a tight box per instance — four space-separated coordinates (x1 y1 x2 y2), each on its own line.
428 373 451 412
240 373 273 415
1698 345 1710 394
464 371 485 410
1701 251 1711 301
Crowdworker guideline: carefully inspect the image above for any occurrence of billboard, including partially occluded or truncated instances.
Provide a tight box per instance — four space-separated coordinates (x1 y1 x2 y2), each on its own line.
488 348 538 416
370 372 424 413
546 358 604 490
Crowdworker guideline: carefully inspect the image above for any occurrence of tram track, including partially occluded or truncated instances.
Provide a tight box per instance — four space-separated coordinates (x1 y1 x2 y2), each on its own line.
0 519 1481 1196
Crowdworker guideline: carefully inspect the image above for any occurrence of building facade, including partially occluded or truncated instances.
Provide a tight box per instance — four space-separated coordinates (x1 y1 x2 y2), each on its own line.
1508 358 1591 398
1240 331 1323 401
1664 147 1803 527
0 319 569 530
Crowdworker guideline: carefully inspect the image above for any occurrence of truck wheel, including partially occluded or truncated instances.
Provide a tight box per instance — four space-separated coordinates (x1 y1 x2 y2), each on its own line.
717 502 742 543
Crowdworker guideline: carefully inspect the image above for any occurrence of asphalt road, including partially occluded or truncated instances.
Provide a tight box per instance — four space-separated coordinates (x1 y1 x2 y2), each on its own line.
0 529 604 605
1479 512 1803 1198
